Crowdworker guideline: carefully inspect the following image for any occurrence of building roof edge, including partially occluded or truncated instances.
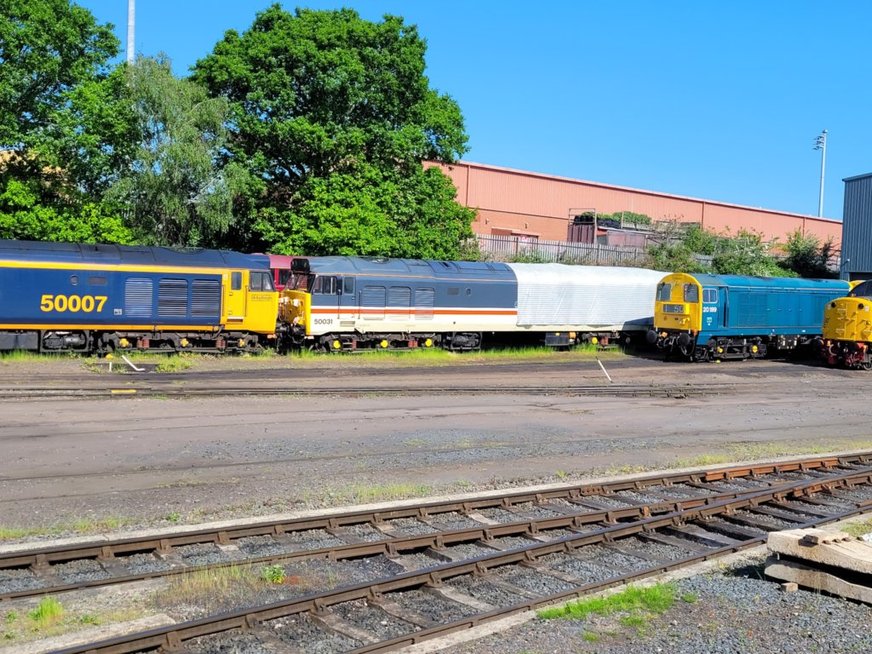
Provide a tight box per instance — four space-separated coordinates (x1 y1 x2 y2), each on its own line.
442 160 841 224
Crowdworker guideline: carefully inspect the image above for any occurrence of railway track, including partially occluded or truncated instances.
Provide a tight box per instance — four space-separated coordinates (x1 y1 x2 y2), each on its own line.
3 454 871 653
0 382 720 400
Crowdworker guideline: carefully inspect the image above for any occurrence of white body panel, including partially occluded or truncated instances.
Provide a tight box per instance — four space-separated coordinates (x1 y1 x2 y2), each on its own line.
507 264 665 331
308 308 518 336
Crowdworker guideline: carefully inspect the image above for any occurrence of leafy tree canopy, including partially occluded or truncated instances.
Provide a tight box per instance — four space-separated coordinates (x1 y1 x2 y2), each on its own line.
0 0 126 242
0 0 118 151
102 56 249 247
0 177 132 243
781 229 836 278
646 223 836 278
710 229 792 277
193 5 474 255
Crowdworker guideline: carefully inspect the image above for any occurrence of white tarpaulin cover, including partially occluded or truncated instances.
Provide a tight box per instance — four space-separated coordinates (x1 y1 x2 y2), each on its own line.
507 264 666 330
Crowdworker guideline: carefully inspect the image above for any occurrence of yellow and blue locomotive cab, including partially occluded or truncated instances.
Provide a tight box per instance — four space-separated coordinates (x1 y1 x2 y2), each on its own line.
279 256 518 351
0 239 279 353
821 279 872 369
649 273 850 361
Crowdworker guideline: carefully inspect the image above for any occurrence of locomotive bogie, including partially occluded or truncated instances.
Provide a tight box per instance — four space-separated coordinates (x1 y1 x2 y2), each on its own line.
313 332 442 352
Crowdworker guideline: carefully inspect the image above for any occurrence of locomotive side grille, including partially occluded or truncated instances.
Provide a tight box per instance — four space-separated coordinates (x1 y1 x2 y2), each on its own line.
387 286 411 307
416 288 435 320
124 278 154 318
387 286 411 321
361 285 386 320
158 278 188 318
191 280 220 318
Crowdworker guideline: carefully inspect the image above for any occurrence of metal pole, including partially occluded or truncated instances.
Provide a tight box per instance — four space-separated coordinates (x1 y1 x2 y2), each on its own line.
126 0 135 64
814 129 827 217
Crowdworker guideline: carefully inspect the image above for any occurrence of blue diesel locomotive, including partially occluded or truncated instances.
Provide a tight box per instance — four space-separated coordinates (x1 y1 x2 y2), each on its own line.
0 239 279 354
648 272 851 361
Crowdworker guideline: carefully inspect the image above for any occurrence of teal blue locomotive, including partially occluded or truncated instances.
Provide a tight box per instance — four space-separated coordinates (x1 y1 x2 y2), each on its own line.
648 272 851 361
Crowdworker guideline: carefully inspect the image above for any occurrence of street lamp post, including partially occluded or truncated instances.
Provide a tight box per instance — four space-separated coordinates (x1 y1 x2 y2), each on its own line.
127 0 135 64
814 129 827 218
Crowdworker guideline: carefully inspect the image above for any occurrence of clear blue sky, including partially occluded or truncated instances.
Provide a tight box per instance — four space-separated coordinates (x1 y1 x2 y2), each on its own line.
80 1 871 221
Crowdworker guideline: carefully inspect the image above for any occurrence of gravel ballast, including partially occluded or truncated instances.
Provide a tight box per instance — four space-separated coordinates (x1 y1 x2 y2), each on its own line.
440 561 872 654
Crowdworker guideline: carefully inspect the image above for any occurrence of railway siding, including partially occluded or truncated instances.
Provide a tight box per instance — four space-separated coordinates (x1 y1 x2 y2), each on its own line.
3 455 872 653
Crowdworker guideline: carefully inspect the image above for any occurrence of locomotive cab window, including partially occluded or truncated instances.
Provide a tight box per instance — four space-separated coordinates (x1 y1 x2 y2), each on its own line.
683 284 699 303
343 277 355 295
231 272 242 291
703 288 718 303
656 283 672 302
850 280 872 298
249 272 275 292
312 275 339 295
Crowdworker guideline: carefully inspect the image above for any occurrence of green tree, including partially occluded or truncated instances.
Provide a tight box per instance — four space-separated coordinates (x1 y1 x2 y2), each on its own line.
646 223 712 273
193 5 474 255
0 0 125 242
647 240 710 273
103 56 249 247
711 229 792 277
0 177 132 243
781 229 836 278
0 0 117 151
646 223 798 276
682 224 717 255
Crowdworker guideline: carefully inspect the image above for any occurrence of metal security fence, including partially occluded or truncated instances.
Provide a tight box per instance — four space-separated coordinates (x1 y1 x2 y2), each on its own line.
475 234 650 266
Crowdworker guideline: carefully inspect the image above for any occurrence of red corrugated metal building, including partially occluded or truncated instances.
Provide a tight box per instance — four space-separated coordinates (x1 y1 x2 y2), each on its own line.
431 161 842 247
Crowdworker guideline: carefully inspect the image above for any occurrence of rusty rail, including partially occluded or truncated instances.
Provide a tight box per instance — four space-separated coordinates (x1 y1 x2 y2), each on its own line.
3 452 867 575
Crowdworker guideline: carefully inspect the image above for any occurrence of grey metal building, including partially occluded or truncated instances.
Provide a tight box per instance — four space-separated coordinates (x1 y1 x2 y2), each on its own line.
841 172 872 280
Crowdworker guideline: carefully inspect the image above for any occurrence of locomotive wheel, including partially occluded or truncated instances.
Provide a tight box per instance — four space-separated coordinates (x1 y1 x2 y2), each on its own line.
691 346 710 362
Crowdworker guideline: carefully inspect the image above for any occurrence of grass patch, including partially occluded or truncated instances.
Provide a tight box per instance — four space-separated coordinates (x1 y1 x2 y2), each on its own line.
0 515 135 542
260 564 286 584
150 563 332 615
2 603 143 644
842 519 872 538
538 583 676 620
673 438 872 469
153 565 260 608
607 463 654 476
0 350 78 363
343 482 432 504
0 350 43 362
29 597 64 625
286 343 626 367
538 583 688 642
154 355 194 373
